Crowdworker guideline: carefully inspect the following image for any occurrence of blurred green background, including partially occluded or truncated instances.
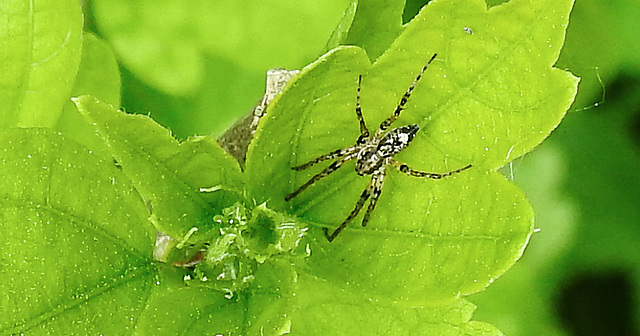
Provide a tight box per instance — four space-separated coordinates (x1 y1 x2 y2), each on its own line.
84 0 640 335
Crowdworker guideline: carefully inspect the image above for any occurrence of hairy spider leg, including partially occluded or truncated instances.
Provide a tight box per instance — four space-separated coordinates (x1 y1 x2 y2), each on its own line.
355 75 370 144
376 53 438 136
324 172 377 242
291 146 358 171
285 151 359 201
390 159 472 179
361 166 386 227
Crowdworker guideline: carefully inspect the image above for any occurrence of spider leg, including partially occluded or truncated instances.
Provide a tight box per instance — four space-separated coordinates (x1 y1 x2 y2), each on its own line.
376 53 438 136
324 176 375 242
286 152 358 201
355 75 370 144
361 167 386 227
390 158 472 179
291 146 358 171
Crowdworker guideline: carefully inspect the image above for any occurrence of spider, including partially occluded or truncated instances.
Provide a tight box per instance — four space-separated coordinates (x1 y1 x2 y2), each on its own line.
285 53 472 242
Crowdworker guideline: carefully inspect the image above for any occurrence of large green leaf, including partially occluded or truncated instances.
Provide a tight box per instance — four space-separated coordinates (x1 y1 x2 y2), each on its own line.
286 272 503 335
0 0 83 127
472 0 640 333
73 96 246 239
326 0 405 60
247 0 578 305
0 129 156 334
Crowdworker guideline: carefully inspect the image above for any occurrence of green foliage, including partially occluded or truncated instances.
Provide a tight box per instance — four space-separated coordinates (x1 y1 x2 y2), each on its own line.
0 129 157 334
247 0 577 306
89 0 352 137
0 0 581 334
55 32 122 159
0 0 83 127
469 0 640 334
73 95 245 239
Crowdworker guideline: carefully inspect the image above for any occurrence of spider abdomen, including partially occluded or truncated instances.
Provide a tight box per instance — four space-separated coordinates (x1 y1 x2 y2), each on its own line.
355 124 420 175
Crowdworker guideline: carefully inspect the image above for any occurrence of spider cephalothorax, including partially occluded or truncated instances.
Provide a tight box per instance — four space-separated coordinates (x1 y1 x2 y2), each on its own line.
285 53 472 242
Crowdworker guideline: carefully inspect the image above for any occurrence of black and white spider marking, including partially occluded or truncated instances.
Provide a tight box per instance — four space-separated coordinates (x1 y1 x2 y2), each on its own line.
285 53 472 242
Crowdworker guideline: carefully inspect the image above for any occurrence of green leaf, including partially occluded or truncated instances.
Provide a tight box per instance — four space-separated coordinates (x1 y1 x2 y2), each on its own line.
135 257 299 335
155 254 504 335
73 95 246 239
133 286 244 335
246 45 371 204
324 1 357 51
0 129 157 334
0 0 83 127
326 0 406 60
55 32 122 159
66 32 122 107
471 0 640 333
287 272 503 335
366 0 579 168
247 0 577 305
